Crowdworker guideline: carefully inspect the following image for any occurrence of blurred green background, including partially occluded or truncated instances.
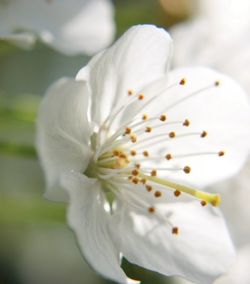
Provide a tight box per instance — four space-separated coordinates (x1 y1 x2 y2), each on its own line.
0 1 196 283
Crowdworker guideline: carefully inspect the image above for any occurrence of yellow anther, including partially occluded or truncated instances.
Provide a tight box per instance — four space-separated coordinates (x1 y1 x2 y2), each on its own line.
201 200 207 207
131 169 139 176
179 78 186 85
130 150 137 156
124 127 132 135
174 190 181 197
151 169 157 176
138 93 145 100
201 131 208 138
154 191 162 198
142 114 148 121
159 114 167 121
172 227 179 235
165 153 173 160
183 166 191 174
183 119 190 127
146 185 152 192
132 177 139 184
218 151 225 157
128 89 134 96
130 134 137 143
214 81 220 87
148 206 155 213
145 126 152 133
169 132 176 138
143 150 149 157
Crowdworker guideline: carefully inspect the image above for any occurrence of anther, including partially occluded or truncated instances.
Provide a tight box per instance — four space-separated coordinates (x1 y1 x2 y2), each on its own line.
135 163 141 169
169 132 176 138
172 227 179 235
128 89 134 96
145 126 152 133
201 200 207 206
159 114 167 121
131 169 139 176
154 191 162 198
183 119 190 127
130 134 137 143
183 166 191 174
174 190 181 197
124 127 132 135
132 177 139 184
143 150 149 157
141 178 147 185
138 93 145 100
179 78 186 85
214 81 220 87
113 150 120 156
146 185 152 192
142 114 148 121
151 169 157 177
218 151 225 157
148 206 155 213
130 150 137 156
165 153 173 160
201 131 208 138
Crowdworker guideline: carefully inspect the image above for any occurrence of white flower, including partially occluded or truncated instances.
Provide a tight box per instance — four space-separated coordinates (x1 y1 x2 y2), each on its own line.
36 25 250 284
0 0 115 55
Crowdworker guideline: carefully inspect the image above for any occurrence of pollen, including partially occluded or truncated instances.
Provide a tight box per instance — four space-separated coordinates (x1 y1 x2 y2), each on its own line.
165 153 173 160
128 89 134 96
159 114 167 121
218 151 225 157
151 169 157 176
214 80 220 87
154 191 162 198
148 206 155 213
183 119 190 127
179 78 186 85
130 134 137 143
145 126 152 133
201 131 208 138
143 150 149 157
138 93 145 100
169 132 176 138
201 200 207 206
142 114 148 121
146 185 152 192
174 190 181 197
130 150 137 156
183 166 191 174
172 227 179 235
124 127 132 135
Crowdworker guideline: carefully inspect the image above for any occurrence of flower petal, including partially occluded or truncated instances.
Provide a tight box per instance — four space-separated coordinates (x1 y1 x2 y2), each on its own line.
36 78 92 201
111 201 235 284
0 0 115 55
133 67 250 187
76 24 173 126
61 172 139 284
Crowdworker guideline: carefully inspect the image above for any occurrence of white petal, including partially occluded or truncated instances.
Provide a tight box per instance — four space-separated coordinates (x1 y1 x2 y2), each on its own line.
76 24 173 126
61 172 139 284
0 0 115 55
36 78 92 201
112 201 235 284
135 67 250 187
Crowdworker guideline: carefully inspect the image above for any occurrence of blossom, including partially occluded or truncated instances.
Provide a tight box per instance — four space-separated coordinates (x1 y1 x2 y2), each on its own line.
36 25 250 284
0 0 115 55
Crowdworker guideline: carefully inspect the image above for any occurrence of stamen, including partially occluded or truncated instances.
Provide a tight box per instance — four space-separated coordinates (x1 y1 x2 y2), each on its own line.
146 185 152 192
218 151 225 157
183 166 191 174
138 93 145 100
124 127 132 135
151 169 157 176
174 190 181 197
165 153 173 160
131 169 139 176
214 81 220 87
142 114 148 121
128 89 134 96
169 131 176 138
145 126 152 133
201 200 207 206
201 131 208 138
159 114 167 121
130 150 137 156
130 133 137 143
143 150 149 157
179 78 186 85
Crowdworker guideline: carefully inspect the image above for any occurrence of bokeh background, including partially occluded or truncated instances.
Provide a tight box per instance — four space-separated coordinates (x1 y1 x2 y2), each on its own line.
1 1 248 284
